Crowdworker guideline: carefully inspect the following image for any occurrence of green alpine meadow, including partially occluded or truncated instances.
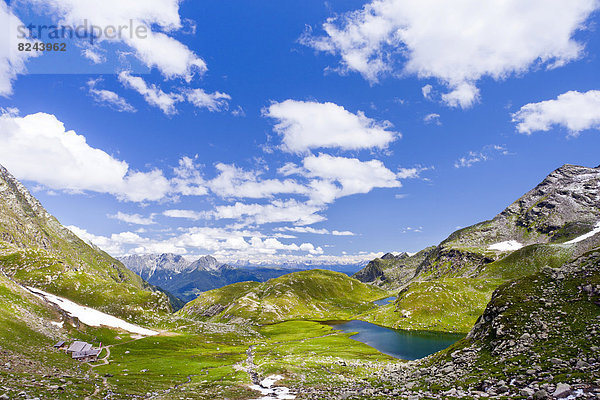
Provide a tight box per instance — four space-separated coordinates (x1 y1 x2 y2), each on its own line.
2 1 600 399
1 162 599 399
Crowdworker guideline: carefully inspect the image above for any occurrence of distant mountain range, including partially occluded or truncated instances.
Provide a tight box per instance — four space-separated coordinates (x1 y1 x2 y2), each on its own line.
118 253 302 302
118 253 368 303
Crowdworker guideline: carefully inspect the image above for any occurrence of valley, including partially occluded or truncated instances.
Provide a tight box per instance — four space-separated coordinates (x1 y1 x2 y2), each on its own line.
0 163 599 399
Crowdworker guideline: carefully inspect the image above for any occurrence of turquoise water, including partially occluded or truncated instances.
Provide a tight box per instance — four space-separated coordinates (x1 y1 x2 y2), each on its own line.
373 296 397 306
325 320 464 360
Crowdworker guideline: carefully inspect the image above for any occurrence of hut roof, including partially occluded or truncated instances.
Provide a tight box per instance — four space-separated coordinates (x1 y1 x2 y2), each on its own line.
72 348 101 359
66 341 92 353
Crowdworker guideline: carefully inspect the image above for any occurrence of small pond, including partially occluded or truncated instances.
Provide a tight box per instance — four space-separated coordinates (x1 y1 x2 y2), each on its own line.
373 296 397 306
324 320 464 360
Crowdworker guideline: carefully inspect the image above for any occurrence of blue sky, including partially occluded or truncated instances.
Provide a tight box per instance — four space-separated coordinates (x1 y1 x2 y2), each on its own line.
0 0 599 264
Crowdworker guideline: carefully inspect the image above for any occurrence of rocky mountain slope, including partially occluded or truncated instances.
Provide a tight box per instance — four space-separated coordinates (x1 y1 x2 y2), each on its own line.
299 247 600 399
119 253 303 302
0 164 174 321
353 249 435 288
178 269 388 325
354 164 600 333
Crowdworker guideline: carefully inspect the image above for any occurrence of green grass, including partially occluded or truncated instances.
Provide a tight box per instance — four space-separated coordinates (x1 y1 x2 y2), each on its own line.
0 274 102 399
88 320 401 399
480 243 573 280
0 247 173 325
359 278 500 333
94 333 252 398
419 249 600 393
180 269 389 324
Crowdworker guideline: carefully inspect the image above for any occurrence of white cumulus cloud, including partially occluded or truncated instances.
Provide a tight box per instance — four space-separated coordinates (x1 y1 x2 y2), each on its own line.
304 0 599 108
264 100 399 153
302 153 402 200
207 163 308 199
24 0 207 79
512 90 600 135
208 200 326 226
0 110 207 202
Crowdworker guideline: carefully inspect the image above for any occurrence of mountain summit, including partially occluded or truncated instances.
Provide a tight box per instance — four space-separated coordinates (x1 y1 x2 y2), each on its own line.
353 163 600 332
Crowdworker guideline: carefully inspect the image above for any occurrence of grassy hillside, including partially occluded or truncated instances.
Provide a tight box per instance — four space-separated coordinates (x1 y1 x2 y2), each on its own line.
0 244 173 324
0 165 174 321
0 273 106 399
402 248 600 398
360 241 586 333
179 269 389 324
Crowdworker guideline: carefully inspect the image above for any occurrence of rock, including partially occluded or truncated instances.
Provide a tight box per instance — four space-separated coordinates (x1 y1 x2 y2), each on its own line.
552 383 571 398
520 388 535 397
0 394 9 400
533 389 549 400
575 360 589 369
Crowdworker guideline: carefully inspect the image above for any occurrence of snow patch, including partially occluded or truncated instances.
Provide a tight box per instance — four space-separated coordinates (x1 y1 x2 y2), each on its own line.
564 221 600 245
27 287 157 336
249 375 295 400
50 321 64 328
488 240 524 252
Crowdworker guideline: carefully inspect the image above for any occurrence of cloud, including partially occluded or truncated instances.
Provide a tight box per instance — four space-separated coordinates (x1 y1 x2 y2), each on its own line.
207 200 327 226
184 89 231 112
67 225 147 256
207 163 308 199
512 90 600 135
108 212 155 225
421 84 433 99
68 224 331 260
454 144 509 168
275 226 355 236
170 156 208 196
301 153 402 200
118 71 182 115
163 209 206 221
87 79 136 112
0 1 40 96
82 48 106 64
24 0 207 79
396 165 431 179
423 113 441 125
0 110 207 202
304 0 599 108
401 226 423 233
118 72 232 115
264 100 399 152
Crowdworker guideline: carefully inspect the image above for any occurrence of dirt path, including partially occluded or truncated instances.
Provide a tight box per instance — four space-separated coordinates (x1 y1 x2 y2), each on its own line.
245 345 296 400
245 345 261 385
